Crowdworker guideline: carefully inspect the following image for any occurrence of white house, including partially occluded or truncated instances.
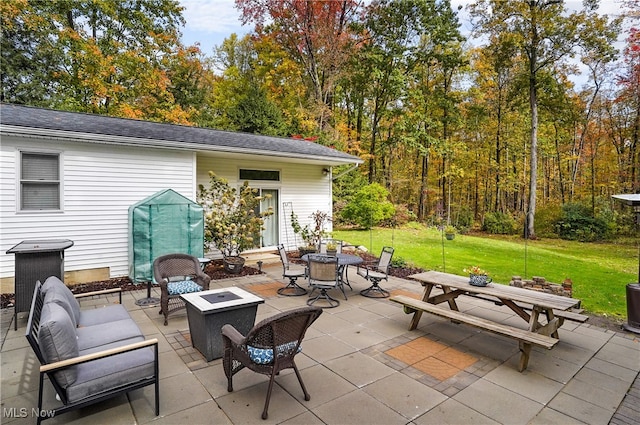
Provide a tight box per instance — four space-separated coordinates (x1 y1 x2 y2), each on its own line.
0 103 362 290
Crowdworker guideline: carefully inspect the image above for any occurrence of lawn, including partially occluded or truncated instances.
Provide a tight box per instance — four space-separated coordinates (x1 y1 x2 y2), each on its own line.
333 224 637 319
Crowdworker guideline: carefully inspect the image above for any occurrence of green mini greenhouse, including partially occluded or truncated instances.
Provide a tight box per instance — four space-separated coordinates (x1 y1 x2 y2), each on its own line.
128 189 204 283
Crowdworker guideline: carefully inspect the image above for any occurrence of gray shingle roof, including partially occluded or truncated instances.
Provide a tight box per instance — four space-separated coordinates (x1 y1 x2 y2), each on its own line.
0 103 361 165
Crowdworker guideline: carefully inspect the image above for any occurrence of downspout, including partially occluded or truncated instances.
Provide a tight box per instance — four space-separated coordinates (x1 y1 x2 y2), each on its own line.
331 164 360 181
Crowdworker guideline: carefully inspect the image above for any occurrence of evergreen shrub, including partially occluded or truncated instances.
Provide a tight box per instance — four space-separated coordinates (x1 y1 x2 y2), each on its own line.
482 211 517 235
554 202 610 241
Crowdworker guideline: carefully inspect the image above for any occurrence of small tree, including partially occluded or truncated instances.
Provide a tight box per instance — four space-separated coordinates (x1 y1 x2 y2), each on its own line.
291 210 330 250
197 172 273 257
341 183 395 229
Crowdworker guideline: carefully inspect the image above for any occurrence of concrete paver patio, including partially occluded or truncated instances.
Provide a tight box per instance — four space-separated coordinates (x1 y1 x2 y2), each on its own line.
1 260 639 424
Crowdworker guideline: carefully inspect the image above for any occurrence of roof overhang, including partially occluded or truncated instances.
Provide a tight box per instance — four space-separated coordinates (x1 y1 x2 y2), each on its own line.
1 125 363 167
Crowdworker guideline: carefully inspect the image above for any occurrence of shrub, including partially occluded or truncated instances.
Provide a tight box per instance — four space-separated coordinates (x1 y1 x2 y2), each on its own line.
391 256 407 268
454 206 474 234
381 204 415 227
554 202 609 241
340 183 396 229
291 210 330 249
197 172 273 257
482 211 518 235
535 203 562 238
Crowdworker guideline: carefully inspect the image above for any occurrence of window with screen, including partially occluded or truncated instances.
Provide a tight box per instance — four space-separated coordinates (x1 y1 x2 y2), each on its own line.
20 152 60 210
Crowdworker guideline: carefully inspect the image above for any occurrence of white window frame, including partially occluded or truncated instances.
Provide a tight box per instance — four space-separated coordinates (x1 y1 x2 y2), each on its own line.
18 150 62 212
237 168 282 249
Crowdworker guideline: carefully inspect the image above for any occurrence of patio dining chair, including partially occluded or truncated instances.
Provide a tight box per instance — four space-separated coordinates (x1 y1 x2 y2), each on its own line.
306 254 345 307
357 246 394 298
222 306 323 420
153 253 211 325
276 244 308 296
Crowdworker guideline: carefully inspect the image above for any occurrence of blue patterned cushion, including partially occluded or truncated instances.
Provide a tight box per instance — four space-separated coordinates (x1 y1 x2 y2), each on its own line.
247 342 302 365
167 280 202 295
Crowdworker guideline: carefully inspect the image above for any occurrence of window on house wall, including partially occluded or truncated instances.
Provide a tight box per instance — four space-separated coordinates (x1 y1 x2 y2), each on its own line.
239 169 280 181
20 152 60 210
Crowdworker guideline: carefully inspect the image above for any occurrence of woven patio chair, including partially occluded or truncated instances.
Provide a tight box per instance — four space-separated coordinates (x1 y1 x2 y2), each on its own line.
222 306 323 420
357 246 395 298
153 253 211 325
276 244 308 296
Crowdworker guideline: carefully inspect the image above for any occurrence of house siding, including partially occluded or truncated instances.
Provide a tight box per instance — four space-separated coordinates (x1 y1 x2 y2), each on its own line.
1 136 195 280
197 156 333 249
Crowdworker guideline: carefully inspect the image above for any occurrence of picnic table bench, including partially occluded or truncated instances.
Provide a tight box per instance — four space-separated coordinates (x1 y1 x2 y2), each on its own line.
390 271 582 372
390 295 558 371
467 293 589 323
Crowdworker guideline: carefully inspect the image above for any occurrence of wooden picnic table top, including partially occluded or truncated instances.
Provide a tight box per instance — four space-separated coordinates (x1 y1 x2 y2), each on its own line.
408 270 580 312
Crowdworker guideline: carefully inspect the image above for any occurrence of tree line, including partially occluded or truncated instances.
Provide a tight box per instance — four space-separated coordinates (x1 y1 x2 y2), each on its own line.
2 0 638 238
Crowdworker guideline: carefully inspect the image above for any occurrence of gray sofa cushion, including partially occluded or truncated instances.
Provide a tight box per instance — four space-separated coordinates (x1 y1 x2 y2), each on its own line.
76 319 144 351
66 346 156 403
78 304 132 327
42 276 80 327
44 289 79 328
78 336 145 356
38 302 79 388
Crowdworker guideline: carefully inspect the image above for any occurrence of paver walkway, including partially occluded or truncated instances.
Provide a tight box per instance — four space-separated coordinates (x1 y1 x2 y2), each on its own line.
2 262 639 424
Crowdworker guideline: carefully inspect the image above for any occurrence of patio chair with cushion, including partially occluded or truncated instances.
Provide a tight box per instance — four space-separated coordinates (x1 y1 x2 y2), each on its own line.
153 253 211 325
306 254 345 307
276 244 308 296
221 306 323 420
357 246 395 298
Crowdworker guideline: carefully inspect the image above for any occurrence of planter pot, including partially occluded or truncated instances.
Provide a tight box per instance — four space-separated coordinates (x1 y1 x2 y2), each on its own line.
445 233 455 240
469 274 492 287
223 256 245 274
326 249 337 256
298 247 318 256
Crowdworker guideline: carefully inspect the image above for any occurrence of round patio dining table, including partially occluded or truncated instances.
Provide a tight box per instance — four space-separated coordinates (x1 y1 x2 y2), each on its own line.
300 252 363 266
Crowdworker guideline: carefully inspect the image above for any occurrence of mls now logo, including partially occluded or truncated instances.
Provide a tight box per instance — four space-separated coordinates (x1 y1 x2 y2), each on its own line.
3 408 55 419
3 408 28 418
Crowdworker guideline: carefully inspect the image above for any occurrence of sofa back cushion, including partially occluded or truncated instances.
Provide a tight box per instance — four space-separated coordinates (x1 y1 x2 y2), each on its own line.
38 302 79 388
42 276 80 327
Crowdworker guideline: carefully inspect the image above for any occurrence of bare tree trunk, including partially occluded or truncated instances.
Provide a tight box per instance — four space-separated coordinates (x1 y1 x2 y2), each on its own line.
554 123 565 203
419 155 429 220
527 72 538 239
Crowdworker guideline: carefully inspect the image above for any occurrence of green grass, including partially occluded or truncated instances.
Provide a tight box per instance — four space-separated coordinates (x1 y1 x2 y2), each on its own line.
333 224 637 319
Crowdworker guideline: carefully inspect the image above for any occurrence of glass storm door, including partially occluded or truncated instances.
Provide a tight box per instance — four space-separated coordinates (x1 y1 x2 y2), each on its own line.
258 189 278 247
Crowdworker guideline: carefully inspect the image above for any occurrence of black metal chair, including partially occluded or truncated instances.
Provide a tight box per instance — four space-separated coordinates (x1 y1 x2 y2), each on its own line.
153 253 211 325
306 254 344 307
276 244 308 296
222 306 323 420
357 246 395 298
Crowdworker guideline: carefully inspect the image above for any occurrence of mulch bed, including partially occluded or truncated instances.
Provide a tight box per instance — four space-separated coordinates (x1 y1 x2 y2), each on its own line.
0 259 262 309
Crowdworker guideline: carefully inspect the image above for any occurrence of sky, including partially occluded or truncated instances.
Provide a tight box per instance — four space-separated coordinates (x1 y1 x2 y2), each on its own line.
178 0 628 86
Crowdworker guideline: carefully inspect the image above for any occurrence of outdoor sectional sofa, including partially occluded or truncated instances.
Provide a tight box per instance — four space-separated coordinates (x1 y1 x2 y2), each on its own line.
25 276 159 424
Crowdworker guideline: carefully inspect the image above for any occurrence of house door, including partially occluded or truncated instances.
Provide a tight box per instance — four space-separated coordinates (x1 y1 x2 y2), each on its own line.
258 189 278 247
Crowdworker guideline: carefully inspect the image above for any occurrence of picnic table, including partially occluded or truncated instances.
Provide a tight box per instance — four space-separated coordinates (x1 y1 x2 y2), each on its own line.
390 270 582 371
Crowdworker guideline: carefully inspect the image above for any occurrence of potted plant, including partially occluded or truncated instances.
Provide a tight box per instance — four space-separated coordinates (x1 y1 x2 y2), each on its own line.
291 212 316 255
445 225 457 240
198 172 273 274
325 240 338 256
291 210 330 255
463 266 492 287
